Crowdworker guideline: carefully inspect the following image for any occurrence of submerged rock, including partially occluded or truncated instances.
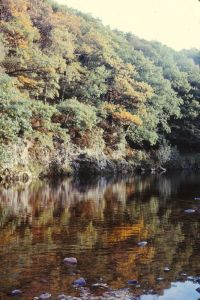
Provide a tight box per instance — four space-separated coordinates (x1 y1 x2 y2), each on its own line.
157 277 164 281
10 289 23 296
184 209 195 213
73 278 86 287
92 283 108 288
164 267 170 272
39 293 51 299
57 295 68 300
138 241 148 247
196 287 200 294
127 279 138 285
187 276 195 281
195 278 200 284
64 257 78 265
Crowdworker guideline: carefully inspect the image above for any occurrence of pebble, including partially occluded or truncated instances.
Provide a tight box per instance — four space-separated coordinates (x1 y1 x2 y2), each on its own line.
195 278 200 284
64 257 78 265
138 241 148 247
73 278 86 287
92 283 108 288
187 276 194 281
127 280 138 285
57 295 68 300
10 289 23 296
180 273 187 276
196 287 200 294
157 277 164 281
164 267 170 272
39 293 51 299
184 209 195 213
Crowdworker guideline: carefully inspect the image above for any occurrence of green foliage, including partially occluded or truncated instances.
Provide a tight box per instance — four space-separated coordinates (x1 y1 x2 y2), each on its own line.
57 98 98 131
78 66 110 104
29 100 56 130
0 99 32 141
153 141 172 166
0 0 200 168
0 144 11 163
0 73 32 142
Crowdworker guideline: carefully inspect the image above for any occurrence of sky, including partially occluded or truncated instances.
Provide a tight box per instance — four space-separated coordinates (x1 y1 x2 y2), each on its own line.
56 0 200 50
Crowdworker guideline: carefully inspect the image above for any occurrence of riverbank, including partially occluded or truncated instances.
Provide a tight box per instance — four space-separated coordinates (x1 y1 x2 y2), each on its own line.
1 139 200 185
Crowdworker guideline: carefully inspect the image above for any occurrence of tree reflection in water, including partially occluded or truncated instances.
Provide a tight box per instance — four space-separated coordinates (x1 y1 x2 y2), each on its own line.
0 172 200 299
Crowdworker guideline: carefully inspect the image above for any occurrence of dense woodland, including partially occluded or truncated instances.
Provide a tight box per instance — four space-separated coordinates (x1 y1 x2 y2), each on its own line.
0 0 200 174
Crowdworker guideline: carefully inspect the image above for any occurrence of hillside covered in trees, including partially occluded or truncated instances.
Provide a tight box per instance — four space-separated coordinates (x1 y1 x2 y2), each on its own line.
0 0 200 178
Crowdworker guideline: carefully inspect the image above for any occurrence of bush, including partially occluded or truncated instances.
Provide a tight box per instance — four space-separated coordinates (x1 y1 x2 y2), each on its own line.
57 98 98 131
29 101 56 131
0 99 32 141
153 140 172 166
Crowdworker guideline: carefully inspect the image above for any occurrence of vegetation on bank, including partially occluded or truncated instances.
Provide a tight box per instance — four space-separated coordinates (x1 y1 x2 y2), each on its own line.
0 0 200 175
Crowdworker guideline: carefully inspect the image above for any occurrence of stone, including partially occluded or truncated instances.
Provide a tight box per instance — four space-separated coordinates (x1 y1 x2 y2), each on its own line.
92 283 108 288
184 209 195 213
39 293 51 299
11 289 23 296
196 287 200 294
187 276 194 281
73 277 86 287
57 295 68 300
127 280 138 285
138 241 147 247
164 267 170 272
64 257 78 265
157 277 164 281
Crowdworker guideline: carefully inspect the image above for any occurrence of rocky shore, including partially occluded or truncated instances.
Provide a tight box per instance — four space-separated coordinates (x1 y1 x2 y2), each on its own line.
0 138 138 184
1 139 200 185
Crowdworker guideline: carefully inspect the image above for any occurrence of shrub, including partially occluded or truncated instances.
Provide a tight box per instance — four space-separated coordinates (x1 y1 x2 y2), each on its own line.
57 98 98 131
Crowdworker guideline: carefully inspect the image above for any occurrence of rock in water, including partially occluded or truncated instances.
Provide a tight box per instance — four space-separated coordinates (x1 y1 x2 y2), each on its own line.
64 257 78 265
184 209 195 213
39 293 51 299
57 295 68 300
157 277 164 281
127 279 138 285
10 290 23 296
187 276 194 281
196 287 200 294
92 283 108 288
73 277 86 287
164 267 170 272
138 241 148 247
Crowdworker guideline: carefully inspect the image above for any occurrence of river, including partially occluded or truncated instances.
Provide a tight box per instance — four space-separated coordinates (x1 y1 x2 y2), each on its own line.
0 172 200 299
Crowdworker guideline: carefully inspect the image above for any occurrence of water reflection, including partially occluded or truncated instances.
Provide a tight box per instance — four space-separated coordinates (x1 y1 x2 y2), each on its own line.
0 172 200 299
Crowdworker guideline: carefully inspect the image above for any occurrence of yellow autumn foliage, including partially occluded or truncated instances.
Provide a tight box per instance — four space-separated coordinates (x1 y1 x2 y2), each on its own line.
104 103 143 125
114 110 143 125
18 75 38 87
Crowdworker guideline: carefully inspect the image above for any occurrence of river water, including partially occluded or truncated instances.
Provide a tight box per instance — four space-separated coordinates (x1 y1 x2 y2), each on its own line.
0 172 200 299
